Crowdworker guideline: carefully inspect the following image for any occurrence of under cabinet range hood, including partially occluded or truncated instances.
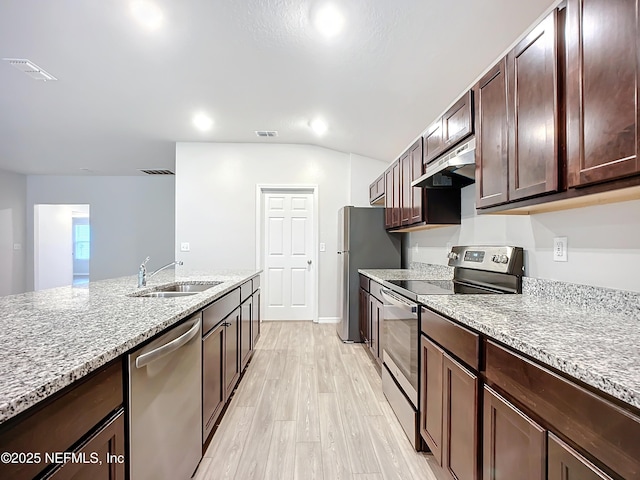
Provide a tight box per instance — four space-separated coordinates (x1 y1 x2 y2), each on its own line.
412 138 476 188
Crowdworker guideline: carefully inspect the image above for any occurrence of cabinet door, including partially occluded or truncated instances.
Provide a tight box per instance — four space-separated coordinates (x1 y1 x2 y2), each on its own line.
443 90 473 148
424 119 445 164
548 433 613 480
442 354 478 480
359 288 369 344
47 411 125 480
483 386 546 480
252 291 261 348
409 139 424 224
384 166 394 229
375 299 383 361
401 150 412 225
392 160 401 227
566 0 639 186
475 59 509 208
240 297 252 371
203 322 225 441
224 308 240 397
507 10 561 201
369 180 378 204
369 294 378 358
419 336 444 465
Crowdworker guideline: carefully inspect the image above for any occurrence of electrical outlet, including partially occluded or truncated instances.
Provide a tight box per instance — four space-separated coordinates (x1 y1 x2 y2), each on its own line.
319 242 326 252
13 243 21 251
553 237 568 262
180 242 190 252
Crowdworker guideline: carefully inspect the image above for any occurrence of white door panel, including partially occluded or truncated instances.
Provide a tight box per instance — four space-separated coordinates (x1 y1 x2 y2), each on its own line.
264 192 314 320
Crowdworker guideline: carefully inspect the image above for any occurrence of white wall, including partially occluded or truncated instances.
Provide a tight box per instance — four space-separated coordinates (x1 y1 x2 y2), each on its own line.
407 185 640 293
176 142 383 320
26 176 175 290
0 168 27 296
349 153 390 207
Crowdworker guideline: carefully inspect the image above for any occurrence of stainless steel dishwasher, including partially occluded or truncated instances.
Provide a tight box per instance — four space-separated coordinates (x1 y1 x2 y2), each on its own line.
128 313 202 479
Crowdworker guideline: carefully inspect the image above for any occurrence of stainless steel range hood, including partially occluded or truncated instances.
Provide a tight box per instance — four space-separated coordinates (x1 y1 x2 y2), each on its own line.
412 137 476 188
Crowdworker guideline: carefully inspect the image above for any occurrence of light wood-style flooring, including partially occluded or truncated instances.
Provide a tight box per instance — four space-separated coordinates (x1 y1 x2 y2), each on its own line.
194 321 439 480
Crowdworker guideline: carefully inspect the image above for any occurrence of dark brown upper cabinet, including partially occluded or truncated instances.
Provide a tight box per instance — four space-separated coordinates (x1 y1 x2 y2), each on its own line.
369 172 385 205
566 0 639 187
384 160 401 229
424 119 445 164
423 91 473 166
474 59 510 208
401 138 424 226
443 90 474 149
384 164 394 229
507 10 562 201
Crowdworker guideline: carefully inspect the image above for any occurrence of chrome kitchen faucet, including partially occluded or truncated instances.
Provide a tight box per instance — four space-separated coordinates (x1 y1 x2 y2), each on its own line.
138 257 183 287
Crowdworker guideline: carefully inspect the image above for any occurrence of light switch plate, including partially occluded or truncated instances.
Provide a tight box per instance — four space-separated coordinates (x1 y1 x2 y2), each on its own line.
319 242 326 252
553 237 568 262
180 242 190 252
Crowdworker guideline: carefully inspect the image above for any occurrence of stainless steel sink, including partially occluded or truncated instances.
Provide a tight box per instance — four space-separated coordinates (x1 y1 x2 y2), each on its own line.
156 283 220 293
138 291 200 298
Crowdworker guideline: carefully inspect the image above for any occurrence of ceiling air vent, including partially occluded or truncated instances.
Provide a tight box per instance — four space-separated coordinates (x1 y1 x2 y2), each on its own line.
3 58 57 81
139 169 175 175
255 130 278 137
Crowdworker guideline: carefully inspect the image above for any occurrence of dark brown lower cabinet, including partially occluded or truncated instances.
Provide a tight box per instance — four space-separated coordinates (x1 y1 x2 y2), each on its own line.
252 290 260 348
46 411 125 480
359 287 369 345
420 336 444 464
202 321 225 442
483 386 546 480
442 355 478 480
224 308 240 398
240 295 252 371
548 433 614 480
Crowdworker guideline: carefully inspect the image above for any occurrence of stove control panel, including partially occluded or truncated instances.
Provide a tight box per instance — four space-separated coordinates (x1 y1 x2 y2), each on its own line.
447 246 524 274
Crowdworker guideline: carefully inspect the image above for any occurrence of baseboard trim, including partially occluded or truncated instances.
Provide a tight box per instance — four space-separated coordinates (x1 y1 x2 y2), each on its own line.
318 317 340 324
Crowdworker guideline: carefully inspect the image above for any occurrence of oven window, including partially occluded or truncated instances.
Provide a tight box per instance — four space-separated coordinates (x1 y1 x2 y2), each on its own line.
383 303 418 393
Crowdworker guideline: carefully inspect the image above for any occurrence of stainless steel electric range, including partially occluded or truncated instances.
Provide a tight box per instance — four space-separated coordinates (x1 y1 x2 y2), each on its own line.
380 246 524 449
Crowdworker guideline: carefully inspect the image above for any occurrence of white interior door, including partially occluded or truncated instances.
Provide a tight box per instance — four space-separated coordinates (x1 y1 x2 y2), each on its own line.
263 192 315 321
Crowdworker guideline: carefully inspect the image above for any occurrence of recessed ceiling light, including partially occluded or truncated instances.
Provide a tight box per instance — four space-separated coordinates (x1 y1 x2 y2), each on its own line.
130 1 164 30
310 118 328 135
193 113 213 131
313 4 345 38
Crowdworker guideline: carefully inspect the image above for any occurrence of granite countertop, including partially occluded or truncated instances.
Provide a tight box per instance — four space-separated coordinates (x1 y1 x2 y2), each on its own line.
359 266 453 283
359 268 640 410
0 269 260 425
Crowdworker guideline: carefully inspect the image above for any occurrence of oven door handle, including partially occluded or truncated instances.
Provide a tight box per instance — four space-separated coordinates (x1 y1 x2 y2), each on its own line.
380 288 418 313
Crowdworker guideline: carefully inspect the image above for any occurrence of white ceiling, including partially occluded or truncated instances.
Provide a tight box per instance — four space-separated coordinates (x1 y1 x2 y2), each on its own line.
0 0 555 175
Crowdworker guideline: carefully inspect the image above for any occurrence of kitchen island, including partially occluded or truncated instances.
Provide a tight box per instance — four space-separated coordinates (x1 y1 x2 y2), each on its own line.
0 269 260 424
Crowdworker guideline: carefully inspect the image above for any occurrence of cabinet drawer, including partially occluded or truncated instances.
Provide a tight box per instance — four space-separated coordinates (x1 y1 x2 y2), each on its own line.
485 340 640 480
240 280 252 303
359 275 370 292
421 307 479 371
203 288 240 335
369 280 383 302
0 361 124 480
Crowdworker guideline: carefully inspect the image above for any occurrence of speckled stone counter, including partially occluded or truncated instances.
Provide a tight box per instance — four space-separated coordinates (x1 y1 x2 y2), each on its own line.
0 269 260 425
357 266 640 410
359 265 453 284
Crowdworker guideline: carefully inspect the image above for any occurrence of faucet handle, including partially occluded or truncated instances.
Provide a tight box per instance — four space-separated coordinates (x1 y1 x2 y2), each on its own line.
140 256 150 268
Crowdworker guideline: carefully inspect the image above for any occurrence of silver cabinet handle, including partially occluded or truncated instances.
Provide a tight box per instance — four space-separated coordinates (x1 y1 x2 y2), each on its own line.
136 319 201 369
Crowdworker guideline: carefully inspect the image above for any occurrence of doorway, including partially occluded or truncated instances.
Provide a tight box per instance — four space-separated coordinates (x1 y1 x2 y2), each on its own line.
256 186 318 321
34 204 90 290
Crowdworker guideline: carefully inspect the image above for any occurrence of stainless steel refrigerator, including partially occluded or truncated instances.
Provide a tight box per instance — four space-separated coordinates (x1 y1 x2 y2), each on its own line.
336 206 401 342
